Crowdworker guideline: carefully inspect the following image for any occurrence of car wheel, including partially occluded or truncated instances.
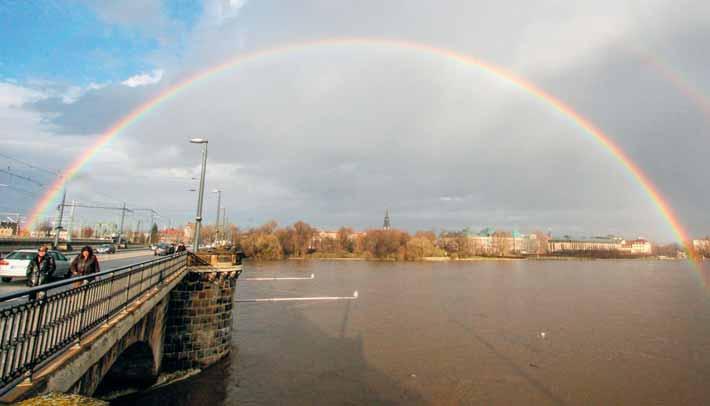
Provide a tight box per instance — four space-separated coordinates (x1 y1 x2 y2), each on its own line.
1 277 11 283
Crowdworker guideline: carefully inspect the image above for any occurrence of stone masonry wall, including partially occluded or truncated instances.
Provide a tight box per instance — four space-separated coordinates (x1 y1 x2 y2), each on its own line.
162 269 238 371
68 295 168 396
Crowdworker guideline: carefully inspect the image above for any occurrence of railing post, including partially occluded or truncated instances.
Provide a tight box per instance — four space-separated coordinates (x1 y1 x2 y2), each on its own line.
105 272 115 325
26 298 45 382
76 284 89 347
124 272 132 311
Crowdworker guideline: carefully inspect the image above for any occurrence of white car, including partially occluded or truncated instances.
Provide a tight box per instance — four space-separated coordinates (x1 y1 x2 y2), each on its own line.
0 249 71 282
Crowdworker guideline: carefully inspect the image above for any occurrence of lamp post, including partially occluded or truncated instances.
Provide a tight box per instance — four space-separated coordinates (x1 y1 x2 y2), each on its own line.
213 189 221 243
190 138 208 252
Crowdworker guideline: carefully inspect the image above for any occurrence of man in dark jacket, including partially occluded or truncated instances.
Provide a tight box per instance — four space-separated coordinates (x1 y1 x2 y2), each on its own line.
26 246 56 300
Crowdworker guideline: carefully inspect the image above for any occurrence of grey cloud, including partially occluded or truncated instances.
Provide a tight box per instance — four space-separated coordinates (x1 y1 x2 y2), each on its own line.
9 0 710 241
27 83 162 135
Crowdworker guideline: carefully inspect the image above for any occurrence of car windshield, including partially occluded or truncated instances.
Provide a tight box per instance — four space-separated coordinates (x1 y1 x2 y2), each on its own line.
6 252 36 260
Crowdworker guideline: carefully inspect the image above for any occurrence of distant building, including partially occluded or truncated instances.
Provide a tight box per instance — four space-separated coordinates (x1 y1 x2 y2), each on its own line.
160 228 183 244
693 239 710 253
94 223 119 238
548 236 622 253
548 236 651 255
184 223 195 241
383 209 391 230
620 238 652 255
467 228 494 254
0 220 18 236
318 230 338 240
449 228 543 256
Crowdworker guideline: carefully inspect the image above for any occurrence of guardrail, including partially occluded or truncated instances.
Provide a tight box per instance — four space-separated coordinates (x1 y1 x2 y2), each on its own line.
0 241 147 255
64 246 150 257
0 252 188 392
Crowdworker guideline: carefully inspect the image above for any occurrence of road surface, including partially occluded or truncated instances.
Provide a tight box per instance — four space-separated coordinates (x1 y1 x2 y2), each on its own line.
0 251 157 307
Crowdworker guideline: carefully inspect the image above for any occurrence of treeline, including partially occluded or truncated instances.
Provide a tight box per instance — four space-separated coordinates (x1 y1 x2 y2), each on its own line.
231 221 446 261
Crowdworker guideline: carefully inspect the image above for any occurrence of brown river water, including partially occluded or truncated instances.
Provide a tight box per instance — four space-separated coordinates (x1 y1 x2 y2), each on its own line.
112 259 710 405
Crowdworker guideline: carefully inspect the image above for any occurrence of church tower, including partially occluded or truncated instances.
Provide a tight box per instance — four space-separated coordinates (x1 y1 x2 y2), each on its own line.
383 209 391 230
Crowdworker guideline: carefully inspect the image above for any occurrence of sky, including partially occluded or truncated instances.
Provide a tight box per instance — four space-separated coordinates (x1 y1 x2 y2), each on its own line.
1 0 709 242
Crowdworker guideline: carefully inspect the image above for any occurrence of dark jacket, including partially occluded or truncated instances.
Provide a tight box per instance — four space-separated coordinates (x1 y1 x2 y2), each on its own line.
70 255 100 277
26 255 56 287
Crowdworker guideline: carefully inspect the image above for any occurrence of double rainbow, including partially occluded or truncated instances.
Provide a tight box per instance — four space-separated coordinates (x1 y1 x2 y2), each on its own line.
24 37 695 258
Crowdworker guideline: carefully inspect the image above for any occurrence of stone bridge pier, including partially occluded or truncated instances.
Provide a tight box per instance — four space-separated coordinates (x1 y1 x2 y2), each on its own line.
0 257 240 404
163 267 237 371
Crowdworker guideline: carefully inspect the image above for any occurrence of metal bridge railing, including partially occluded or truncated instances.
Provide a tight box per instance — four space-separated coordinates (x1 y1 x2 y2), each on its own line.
0 252 188 391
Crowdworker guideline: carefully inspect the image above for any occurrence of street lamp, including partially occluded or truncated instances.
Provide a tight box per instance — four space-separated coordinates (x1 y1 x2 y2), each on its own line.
189 138 208 251
213 189 221 243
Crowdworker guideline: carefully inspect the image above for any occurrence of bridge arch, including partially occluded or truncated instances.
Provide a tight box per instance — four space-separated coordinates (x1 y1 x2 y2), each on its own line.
93 341 159 397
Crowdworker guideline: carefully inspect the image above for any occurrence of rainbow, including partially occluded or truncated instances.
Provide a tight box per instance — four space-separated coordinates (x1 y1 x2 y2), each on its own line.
25 37 696 259
631 48 710 123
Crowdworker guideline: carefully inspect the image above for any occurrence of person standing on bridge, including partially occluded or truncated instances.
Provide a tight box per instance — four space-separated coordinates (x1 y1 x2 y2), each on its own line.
70 246 100 288
26 246 55 300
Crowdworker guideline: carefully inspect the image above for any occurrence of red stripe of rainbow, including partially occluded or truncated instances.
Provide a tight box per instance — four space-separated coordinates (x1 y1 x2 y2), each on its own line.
25 37 697 260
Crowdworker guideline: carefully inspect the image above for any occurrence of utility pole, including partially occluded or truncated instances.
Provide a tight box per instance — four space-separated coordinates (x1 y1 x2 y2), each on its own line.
53 189 67 249
67 199 76 243
222 208 227 239
214 189 222 243
117 202 127 248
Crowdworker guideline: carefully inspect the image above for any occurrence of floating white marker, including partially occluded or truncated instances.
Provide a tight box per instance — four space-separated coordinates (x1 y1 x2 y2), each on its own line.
242 273 315 281
236 291 359 303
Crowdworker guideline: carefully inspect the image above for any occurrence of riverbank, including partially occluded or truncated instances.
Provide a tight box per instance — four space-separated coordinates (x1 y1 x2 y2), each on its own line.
254 254 687 263
279 255 528 262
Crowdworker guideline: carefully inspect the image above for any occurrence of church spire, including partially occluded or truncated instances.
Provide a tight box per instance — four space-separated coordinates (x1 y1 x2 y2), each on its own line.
383 209 391 230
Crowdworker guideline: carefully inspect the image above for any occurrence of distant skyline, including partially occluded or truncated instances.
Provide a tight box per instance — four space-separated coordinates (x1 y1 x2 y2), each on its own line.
2 0 710 242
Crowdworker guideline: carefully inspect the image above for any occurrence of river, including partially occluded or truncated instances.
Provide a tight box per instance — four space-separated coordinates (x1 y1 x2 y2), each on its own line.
113 259 710 405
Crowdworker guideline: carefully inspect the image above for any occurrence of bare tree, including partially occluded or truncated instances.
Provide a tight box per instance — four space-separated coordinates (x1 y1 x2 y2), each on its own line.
492 231 512 257
533 231 550 255
38 221 53 237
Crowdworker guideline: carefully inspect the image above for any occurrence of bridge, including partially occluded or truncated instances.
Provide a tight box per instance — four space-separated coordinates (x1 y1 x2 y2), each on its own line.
0 252 240 403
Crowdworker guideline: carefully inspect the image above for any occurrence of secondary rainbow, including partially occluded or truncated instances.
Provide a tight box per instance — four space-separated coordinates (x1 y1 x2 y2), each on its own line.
633 49 710 122
25 37 696 259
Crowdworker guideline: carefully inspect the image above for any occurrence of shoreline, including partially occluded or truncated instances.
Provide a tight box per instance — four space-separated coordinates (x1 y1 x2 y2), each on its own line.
252 255 686 263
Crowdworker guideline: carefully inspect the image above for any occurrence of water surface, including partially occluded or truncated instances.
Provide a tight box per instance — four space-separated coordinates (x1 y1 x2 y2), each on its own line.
114 260 710 405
